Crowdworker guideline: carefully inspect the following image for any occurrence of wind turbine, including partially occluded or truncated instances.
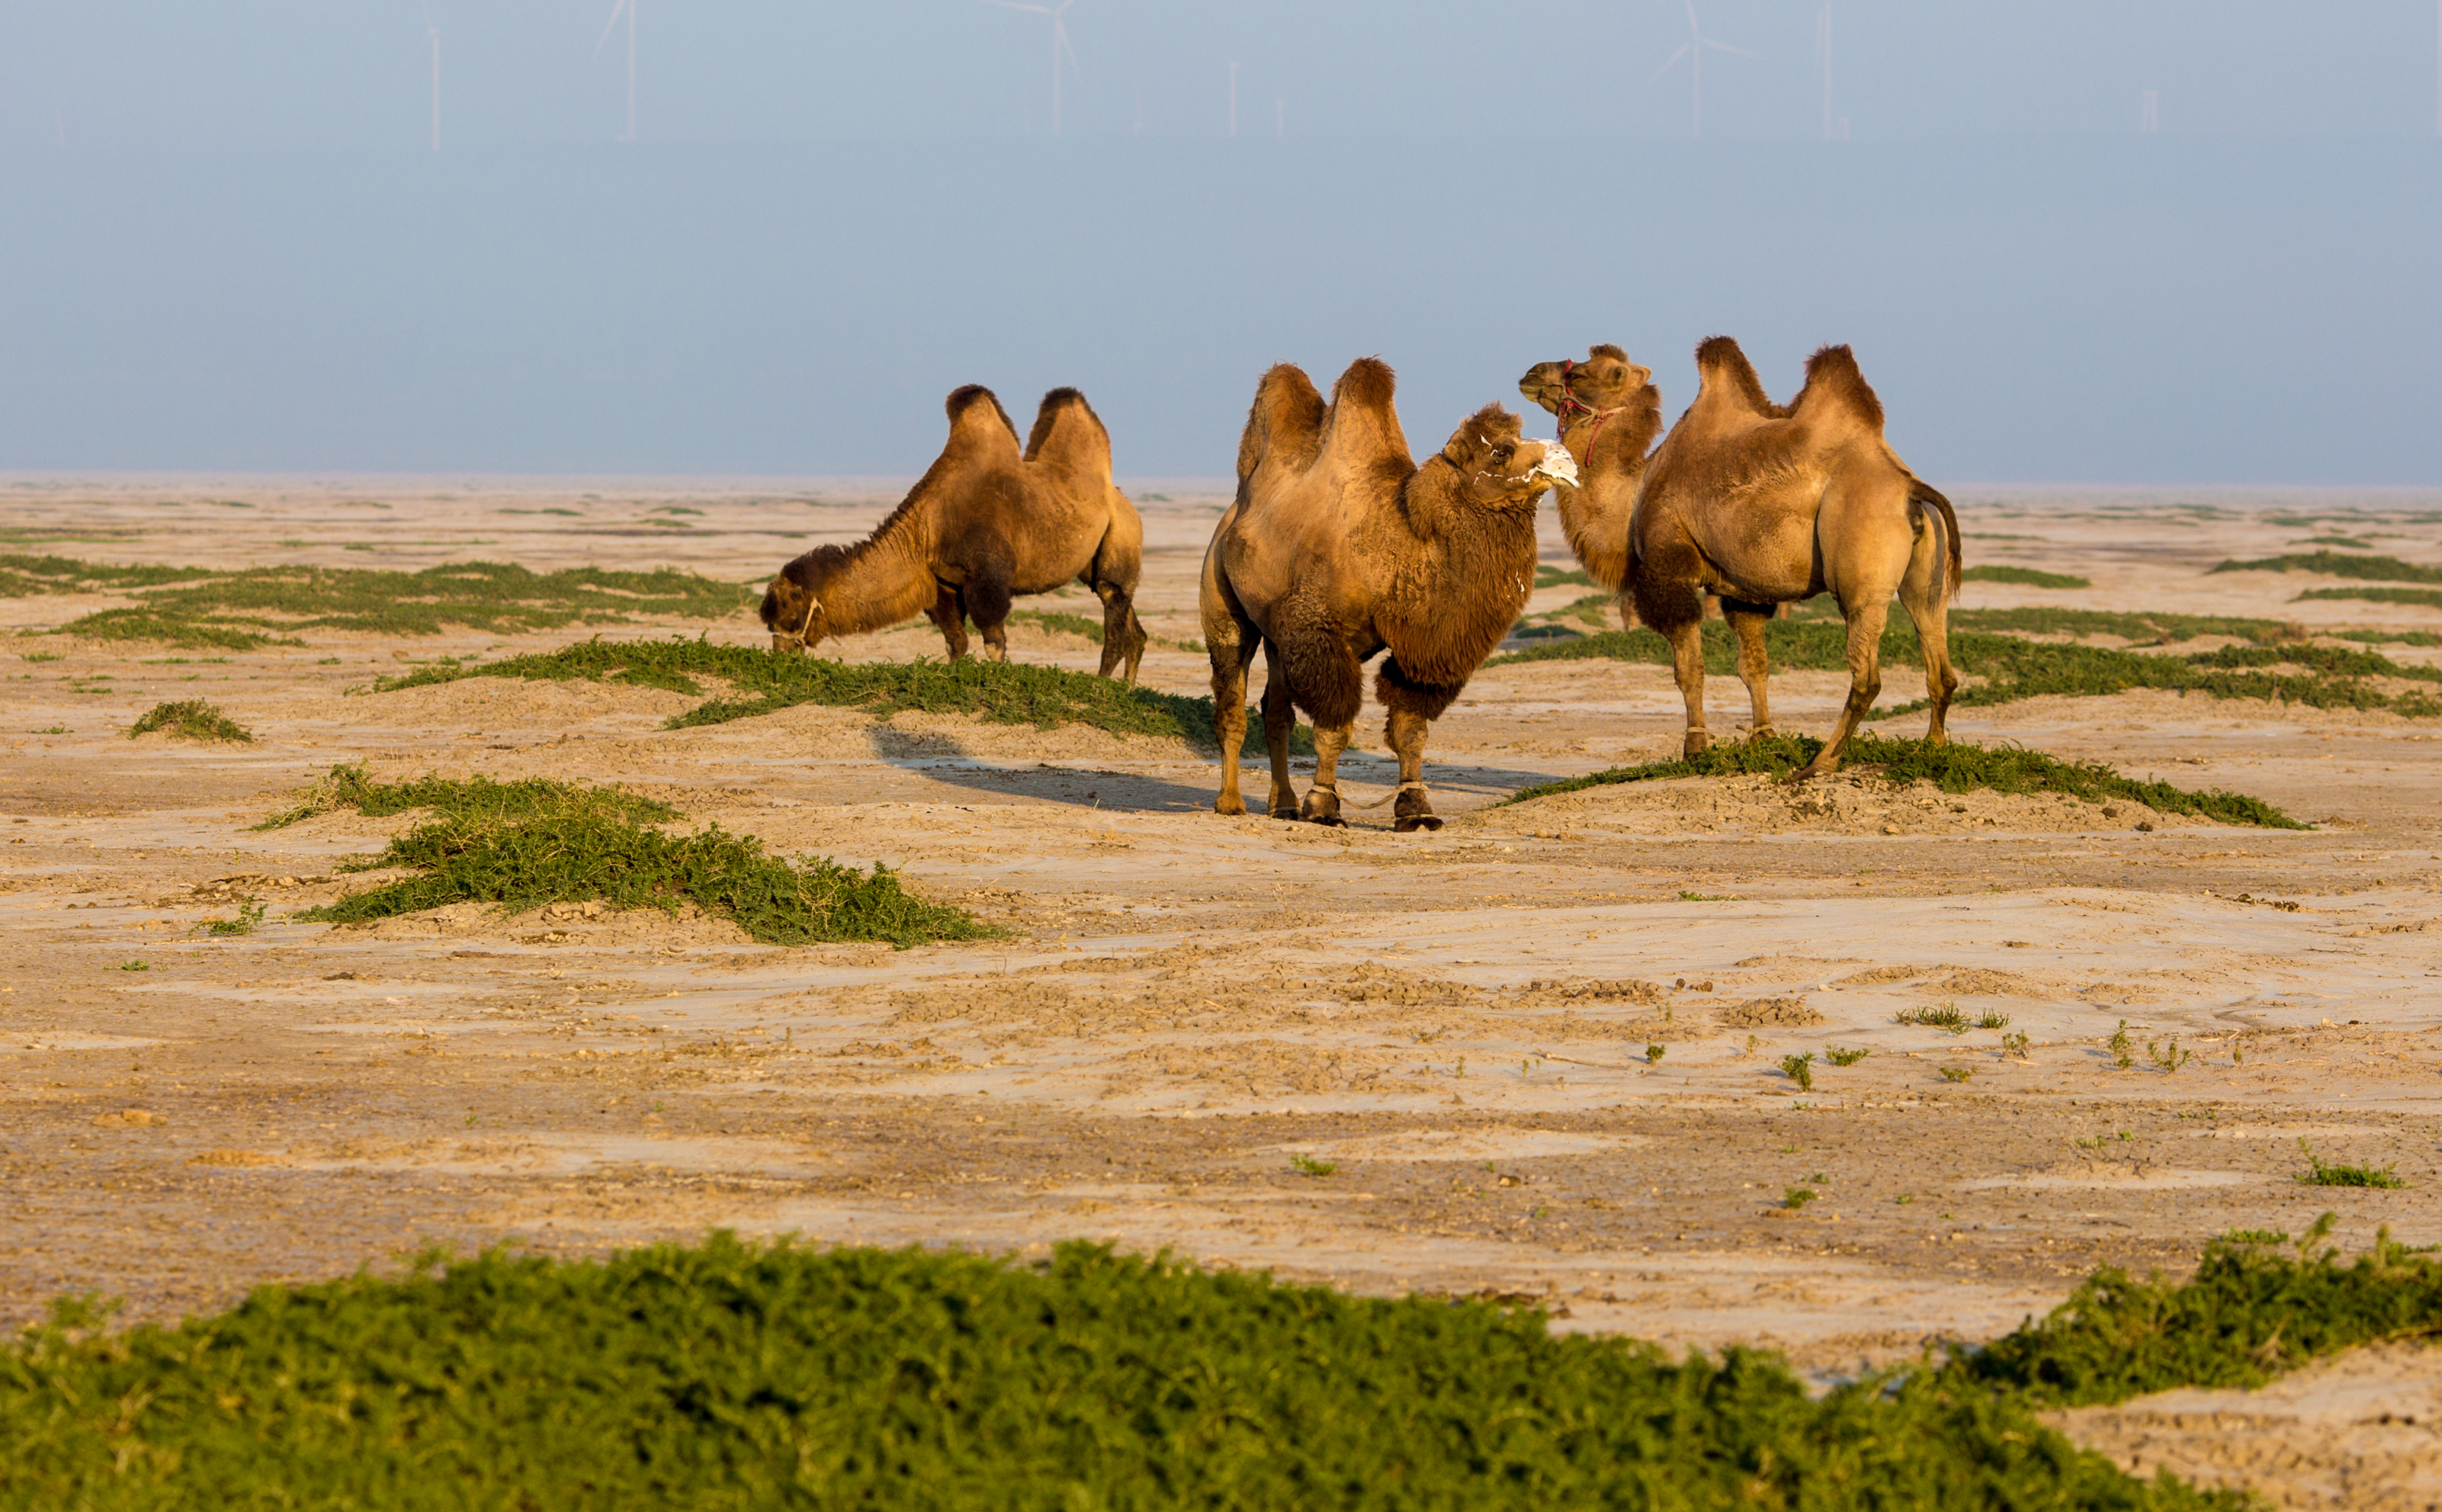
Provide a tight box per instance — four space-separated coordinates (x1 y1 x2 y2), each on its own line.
1650 1 1761 139
984 0 1080 137
1815 4 1831 141
595 0 637 142
425 6 440 150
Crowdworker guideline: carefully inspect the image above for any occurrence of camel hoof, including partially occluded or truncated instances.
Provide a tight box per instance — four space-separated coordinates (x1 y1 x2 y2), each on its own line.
1683 732 1710 758
1214 795 1246 816
1747 726 1775 742
1299 791 1344 826
1393 813 1444 834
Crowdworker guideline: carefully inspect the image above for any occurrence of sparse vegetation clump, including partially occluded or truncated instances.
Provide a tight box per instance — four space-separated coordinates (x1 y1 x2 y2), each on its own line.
126 699 253 743
256 763 676 831
2297 1140 2406 1189
1825 1045 1870 1066
1953 1219 2438 1405
2208 550 2442 584
0 1236 2244 1511
1500 732 2303 830
1962 565 2091 589
4 556 755 648
380 636 1312 754
2294 584 2442 612
1488 615 2442 719
282 770 979 949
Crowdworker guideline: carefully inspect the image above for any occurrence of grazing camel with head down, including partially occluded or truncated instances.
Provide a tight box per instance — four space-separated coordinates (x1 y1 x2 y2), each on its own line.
1201 358 1577 832
1530 336 1960 780
758 384 1148 681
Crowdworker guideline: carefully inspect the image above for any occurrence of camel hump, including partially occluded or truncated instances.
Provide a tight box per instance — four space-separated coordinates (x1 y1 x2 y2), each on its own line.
1796 344 1887 433
1693 335 1786 418
1316 357 1412 479
944 384 1023 447
1023 386 1110 465
1236 363 1327 486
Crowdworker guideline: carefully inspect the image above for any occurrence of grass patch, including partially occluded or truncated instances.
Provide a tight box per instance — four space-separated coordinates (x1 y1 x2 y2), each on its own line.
1004 607 1110 643
0 1236 2240 1511
2294 584 2442 612
1498 732 2304 829
2297 1140 2406 1189
379 636 1313 755
297 793 979 949
256 763 678 831
126 699 253 743
199 900 265 937
1488 617 2441 720
2209 550 2442 584
2 555 756 648
1962 565 2091 589
1953 1219 2436 1406
1534 564 1596 589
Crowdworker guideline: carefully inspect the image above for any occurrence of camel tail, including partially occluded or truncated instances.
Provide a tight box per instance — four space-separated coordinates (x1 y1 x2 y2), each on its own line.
1911 476 1962 592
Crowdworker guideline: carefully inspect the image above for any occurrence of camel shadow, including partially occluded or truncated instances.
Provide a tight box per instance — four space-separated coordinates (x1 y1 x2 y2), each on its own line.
863 727 1566 818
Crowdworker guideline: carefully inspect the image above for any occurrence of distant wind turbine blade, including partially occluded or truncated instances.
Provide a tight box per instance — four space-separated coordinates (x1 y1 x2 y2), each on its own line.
594 0 628 55
1648 44 1690 85
1703 39 1764 59
982 1 1052 12
1059 24 1081 80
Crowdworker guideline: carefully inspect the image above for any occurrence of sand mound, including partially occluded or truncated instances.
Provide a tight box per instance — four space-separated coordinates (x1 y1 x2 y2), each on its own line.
350 677 694 732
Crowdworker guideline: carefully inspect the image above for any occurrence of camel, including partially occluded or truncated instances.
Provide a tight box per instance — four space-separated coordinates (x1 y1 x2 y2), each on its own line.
1201 358 1577 832
758 384 1149 682
1516 344 1666 626
1592 335 1960 780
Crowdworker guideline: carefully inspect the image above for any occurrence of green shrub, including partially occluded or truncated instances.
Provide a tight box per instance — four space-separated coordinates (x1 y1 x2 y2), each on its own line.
1499 732 2304 829
126 699 254 743
382 637 1314 755
2297 1141 2406 1189
1962 565 2091 589
2208 551 2442 584
1952 1221 2439 1406
2293 584 2442 611
256 763 677 831
298 808 981 949
0 1237 2235 1511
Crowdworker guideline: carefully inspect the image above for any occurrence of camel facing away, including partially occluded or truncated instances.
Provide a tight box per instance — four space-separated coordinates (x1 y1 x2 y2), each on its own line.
1611 336 1961 779
1516 344 1666 626
1201 358 1577 832
758 384 1148 681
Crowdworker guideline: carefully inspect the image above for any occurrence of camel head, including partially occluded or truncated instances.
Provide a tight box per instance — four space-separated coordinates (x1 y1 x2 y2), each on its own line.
1518 344 1654 425
1437 405 1577 508
758 547 849 654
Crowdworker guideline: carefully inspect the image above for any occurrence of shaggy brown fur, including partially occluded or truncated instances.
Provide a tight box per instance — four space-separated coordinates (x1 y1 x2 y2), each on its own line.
758 384 1148 681
1633 337 1962 778
1201 358 1577 832
1517 344 1666 625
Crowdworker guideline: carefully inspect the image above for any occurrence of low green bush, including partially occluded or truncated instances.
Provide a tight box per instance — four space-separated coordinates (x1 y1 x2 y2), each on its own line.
1952 1220 2440 1406
0 1237 2238 1511
255 763 677 831
1961 565 2091 589
2208 550 2442 584
298 806 981 948
381 636 1315 755
1500 732 2303 829
126 699 254 743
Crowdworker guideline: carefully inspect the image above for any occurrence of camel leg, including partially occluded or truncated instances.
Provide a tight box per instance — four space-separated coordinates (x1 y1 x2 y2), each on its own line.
1662 617 1710 757
1898 526 1959 746
1206 625 1260 820
925 582 971 660
1634 565 1710 758
1260 645 1300 820
1091 581 1149 685
1300 724 1350 826
1792 598 1890 783
1380 706 1441 833
1720 598 1777 740
965 568 1014 664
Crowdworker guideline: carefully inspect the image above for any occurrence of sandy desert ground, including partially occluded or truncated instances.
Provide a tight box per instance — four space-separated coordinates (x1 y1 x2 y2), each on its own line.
5 475 2442 1505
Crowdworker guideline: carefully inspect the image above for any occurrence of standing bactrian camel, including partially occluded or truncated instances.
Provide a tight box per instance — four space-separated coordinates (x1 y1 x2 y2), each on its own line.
1201 358 1577 832
1516 344 1666 627
1614 336 1961 779
758 384 1149 682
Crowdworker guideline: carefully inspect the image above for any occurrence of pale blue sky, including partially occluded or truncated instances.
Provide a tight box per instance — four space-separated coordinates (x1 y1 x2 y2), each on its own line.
1 5 2438 480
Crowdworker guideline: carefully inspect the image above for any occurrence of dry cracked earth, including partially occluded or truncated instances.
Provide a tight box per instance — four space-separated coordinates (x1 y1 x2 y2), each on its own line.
5 477 2442 1506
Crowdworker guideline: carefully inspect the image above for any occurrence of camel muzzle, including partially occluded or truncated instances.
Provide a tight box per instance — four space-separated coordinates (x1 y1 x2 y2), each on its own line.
1528 448 1580 489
